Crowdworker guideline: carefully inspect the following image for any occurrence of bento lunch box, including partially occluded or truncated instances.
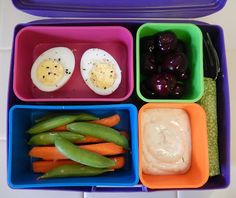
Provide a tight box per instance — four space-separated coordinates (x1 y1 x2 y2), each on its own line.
7 20 230 192
7 0 230 193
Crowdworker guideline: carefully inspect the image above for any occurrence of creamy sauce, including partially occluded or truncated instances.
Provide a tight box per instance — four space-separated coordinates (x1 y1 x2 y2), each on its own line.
142 108 191 175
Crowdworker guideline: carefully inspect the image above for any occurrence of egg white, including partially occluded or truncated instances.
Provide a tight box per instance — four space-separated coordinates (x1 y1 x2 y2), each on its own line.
80 48 122 95
31 47 75 92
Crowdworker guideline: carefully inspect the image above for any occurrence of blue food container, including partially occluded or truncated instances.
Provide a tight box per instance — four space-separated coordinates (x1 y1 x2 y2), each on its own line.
7 0 230 192
8 104 139 189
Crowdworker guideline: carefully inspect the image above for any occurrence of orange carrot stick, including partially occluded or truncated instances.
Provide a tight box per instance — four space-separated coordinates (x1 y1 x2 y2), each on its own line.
90 114 120 127
52 114 120 131
29 142 126 160
33 160 77 173
111 156 125 169
52 125 67 131
76 136 104 144
32 156 125 173
76 132 128 144
79 142 125 155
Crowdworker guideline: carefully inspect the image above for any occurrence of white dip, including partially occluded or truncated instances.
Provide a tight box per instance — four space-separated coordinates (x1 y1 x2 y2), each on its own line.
142 108 191 175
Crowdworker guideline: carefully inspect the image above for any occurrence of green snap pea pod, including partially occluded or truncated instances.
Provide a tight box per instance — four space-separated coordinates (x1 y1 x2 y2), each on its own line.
35 113 99 123
34 113 58 123
67 122 129 149
28 132 84 145
39 164 112 179
55 137 116 168
28 113 99 134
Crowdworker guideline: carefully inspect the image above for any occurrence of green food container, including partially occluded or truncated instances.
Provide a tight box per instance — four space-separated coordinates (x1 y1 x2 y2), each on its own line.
136 23 204 102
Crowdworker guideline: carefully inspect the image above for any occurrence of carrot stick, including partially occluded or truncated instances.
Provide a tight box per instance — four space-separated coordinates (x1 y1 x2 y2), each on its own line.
76 136 104 144
89 114 120 127
111 156 125 169
29 142 126 160
32 156 125 173
52 114 120 131
52 125 67 131
33 160 77 173
76 132 128 144
79 143 125 155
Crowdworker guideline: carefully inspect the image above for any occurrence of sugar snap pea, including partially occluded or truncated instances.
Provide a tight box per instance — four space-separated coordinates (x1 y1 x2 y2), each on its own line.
55 137 116 168
39 164 112 179
34 113 58 123
35 113 99 123
68 113 99 121
67 122 129 149
28 132 84 145
28 113 99 134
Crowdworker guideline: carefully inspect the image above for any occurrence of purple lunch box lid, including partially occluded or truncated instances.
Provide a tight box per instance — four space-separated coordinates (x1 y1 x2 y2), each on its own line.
12 0 227 18
7 19 230 192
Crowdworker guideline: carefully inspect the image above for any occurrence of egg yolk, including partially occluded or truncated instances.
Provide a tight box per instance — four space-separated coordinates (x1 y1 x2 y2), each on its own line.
36 59 64 86
89 63 116 89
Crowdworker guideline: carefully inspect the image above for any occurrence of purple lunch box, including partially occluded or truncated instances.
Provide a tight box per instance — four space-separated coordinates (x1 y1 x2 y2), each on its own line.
8 0 230 193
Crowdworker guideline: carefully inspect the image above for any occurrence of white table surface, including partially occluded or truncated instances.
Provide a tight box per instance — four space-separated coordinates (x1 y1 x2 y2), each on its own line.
0 0 235 197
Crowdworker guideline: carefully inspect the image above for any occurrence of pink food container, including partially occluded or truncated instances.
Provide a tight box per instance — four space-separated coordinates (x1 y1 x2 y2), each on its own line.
13 26 133 102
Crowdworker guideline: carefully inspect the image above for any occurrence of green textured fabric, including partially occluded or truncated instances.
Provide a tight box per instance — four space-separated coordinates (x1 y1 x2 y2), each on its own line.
199 77 220 176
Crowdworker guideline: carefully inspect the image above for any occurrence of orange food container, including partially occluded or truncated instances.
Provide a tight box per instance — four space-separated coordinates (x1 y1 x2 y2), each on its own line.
138 103 209 189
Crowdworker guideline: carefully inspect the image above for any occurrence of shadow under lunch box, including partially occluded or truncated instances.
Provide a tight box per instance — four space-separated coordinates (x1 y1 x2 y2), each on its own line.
8 0 230 193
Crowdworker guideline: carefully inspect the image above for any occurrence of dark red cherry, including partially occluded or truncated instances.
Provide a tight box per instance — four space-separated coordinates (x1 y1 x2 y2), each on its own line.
157 31 178 53
148 74 171 97
170 83 184 98
162 52 188 75
140 80 157 98
141 53 157 74
163 73 177 89
140 36 156 53
176 69 189 81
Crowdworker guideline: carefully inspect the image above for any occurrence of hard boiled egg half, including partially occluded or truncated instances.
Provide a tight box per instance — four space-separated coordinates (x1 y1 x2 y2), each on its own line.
80 48 122 95
31 47 75 92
